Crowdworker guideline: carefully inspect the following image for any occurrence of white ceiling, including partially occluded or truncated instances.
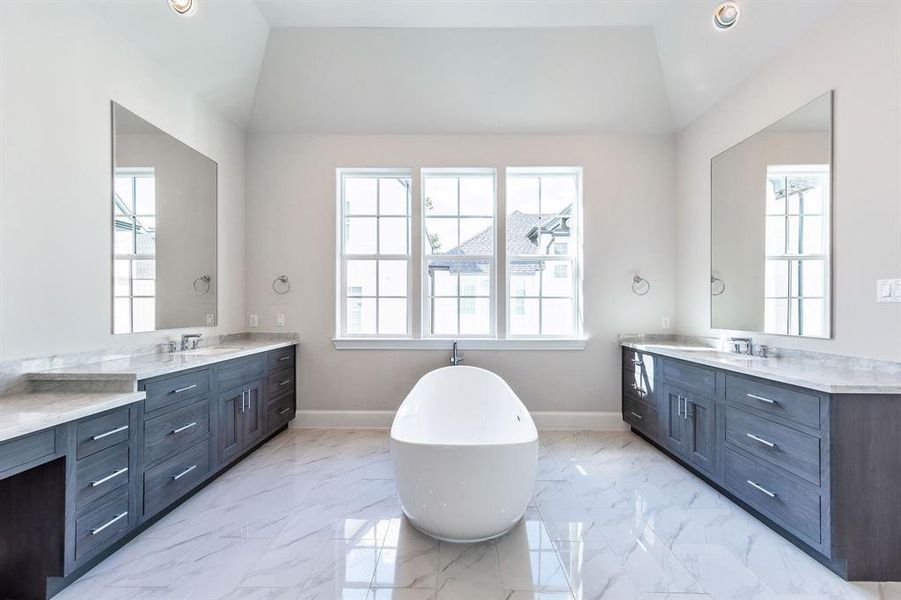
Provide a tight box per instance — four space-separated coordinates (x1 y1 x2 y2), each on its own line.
81 0 845 132
82 0 269 127
249 27 672 134
253 0 673 28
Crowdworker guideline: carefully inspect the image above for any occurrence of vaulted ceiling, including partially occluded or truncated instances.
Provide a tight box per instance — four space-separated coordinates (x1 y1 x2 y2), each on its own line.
83 0 844 133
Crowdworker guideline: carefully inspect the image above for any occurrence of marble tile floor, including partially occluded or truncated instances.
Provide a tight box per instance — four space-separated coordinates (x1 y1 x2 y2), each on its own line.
56 429 901 600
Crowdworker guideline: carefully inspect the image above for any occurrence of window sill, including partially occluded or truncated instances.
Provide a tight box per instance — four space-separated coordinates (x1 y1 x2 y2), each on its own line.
332 338 588 350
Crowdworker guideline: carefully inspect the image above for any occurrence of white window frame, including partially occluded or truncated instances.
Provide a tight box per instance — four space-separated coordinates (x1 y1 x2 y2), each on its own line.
421 168 497 339
113 167 156 334
336 168 413 339
763 164 831 337
505 167 583 340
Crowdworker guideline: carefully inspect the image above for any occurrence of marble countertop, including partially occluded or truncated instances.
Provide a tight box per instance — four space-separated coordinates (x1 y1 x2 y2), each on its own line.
621 340 901 394
28 339 297 383
0 390 146 442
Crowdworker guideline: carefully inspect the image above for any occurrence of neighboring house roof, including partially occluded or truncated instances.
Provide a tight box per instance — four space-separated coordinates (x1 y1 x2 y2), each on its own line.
428 206 572 274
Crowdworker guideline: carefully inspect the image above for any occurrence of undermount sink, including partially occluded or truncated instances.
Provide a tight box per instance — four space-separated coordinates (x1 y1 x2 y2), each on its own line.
180 346 244 357
645 345 768 365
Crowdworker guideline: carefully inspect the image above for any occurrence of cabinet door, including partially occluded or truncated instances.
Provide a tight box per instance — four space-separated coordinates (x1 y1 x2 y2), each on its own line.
217 385 243 464
242 380 265 449
686 393 716 476
661 384 687 456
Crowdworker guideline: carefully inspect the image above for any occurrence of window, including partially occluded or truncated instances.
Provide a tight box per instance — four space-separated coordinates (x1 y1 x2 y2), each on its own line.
113 168 156 334
338 170 412 337
763 165 829 336
506 168 581 337
335 166 585 347
422 169 496 337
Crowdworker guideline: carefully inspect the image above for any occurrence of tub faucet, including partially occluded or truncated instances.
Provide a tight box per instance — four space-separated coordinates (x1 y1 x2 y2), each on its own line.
450 342 463 366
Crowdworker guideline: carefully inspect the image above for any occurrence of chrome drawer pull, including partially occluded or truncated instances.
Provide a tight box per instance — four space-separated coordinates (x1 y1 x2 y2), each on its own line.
173 384 198 394
91 511 128 535
747 393 777 405
279 355 291 361
746 480 777 499
279 407 292 415
171 422 197 435
91 467 128 487
92 425 128 441
279 379 291 386
746 433 776 448
172 464 197 481
630 383 646 395
629 411 643 420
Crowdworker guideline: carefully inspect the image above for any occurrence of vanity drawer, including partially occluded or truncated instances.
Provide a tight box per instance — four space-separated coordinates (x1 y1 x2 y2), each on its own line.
0 429 57 474
75 490 130 562
622 348 652 373
217 355 264 390
267 346 296 372
143 399 210 467
75 443 130 510
724 374 821 430
725 407 821 485
143 439 210 517
144 369 210 414
623 395 657 439
622 368 654 406
76 407 130 459
661 358 716 396
724 448 821 544
267 393 296 433
267 368 296 403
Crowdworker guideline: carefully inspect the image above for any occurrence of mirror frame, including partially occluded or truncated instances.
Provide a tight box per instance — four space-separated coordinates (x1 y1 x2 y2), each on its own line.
110 100 219 334
709 90 834 339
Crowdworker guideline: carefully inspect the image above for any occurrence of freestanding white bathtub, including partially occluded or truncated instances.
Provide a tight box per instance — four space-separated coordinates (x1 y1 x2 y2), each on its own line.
390 366 538 542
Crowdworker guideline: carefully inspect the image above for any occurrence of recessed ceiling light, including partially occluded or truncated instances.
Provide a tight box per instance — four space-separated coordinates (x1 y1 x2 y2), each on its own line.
713 1 741 30
168 0 196 17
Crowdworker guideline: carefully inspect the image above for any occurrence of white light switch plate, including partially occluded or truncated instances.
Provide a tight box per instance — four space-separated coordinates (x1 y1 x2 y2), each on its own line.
249 314 259 327
877 279 901 303
206 314 215 326
276 313 285 327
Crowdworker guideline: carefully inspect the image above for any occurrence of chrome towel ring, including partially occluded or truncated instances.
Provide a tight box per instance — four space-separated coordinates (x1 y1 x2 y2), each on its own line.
192 275 211 294
272 275 291 295
632 275 650 296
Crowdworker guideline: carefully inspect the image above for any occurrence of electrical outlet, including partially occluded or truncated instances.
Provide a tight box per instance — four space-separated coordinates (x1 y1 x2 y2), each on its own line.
249 314 259 327
206 314 215 326
276 313 285 327
877 279 901 303
661 317 671 330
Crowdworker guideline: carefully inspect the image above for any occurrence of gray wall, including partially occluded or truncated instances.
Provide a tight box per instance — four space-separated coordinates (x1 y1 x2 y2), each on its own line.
245 134 677 413
0 1 246 360
675 1 901 362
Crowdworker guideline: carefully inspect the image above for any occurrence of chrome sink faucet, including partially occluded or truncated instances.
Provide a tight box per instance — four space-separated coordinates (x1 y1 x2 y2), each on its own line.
180 333 203 352
450 341 463 366
729 337 753 355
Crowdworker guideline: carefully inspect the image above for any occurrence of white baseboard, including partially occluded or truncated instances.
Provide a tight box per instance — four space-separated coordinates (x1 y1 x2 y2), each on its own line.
291 410 627 431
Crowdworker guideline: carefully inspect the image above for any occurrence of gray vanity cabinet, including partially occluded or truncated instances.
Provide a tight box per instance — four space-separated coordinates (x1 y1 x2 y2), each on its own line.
242 380 265 448
217 384 244 464
0 344 299 599
684 392 716 475
216 380 265 464
658 383 716 476
621 346 901 581
660 384 687 453
217 380 265 465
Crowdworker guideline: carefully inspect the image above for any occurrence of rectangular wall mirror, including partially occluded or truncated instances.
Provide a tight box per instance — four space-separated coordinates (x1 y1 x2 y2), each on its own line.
112 102 218 334
711 91 832 338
